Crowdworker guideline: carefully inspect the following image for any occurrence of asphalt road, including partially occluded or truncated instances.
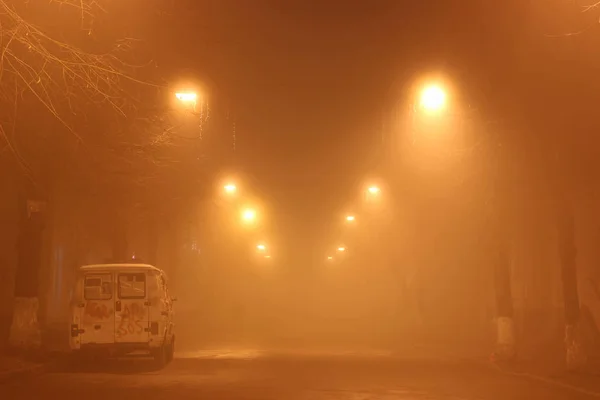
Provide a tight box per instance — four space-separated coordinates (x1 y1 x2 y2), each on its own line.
1 350 596 400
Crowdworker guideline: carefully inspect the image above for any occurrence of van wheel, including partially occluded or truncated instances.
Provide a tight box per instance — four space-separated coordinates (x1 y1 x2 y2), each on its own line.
152 345 167 368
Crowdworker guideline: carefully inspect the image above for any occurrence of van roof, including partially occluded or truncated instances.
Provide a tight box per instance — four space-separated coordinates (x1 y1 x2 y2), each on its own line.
80 263 163 273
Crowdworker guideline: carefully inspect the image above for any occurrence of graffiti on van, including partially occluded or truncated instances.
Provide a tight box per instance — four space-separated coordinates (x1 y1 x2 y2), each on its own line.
84 302 113 320
116 302 146 337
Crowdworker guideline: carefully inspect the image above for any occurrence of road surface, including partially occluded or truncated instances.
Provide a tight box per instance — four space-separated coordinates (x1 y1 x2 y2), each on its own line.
1 350 596 399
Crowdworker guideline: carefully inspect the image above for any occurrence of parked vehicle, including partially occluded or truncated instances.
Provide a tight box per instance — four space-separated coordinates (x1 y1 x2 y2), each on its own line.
69 263 176 366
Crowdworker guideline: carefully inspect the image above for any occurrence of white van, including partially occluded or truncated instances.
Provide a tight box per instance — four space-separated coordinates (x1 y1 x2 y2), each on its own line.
69 263 176 365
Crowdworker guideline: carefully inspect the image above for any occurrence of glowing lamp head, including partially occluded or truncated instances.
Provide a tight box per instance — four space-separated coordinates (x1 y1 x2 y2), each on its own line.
419 85 447 112
175 92 198 103
241 208 257 223
367 186 381 195
223 183 237 194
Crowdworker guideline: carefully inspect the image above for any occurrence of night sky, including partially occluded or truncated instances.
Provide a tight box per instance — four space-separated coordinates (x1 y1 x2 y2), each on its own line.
120 0 600 256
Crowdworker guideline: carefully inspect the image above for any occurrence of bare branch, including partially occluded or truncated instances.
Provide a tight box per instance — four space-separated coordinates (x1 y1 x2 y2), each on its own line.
582 1 600 13
0 1 215 202
0 0 157 141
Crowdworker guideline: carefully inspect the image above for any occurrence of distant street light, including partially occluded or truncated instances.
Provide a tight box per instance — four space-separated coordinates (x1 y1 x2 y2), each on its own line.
264 255 271 259
419 84 447 112
223 183 237 195
256 244 266 251
364 184 384 204
241 208 257 224
175 92 198 103
327 256 334 261
367 186 381 195
337 246 346 252
346 215 356 222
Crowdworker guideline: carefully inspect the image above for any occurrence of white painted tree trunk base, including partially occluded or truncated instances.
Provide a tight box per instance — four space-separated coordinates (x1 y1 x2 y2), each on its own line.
9 297 41 349
494 316 516 361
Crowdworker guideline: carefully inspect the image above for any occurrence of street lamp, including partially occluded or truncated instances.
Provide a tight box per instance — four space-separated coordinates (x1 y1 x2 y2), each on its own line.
256 244 266 251
241 208 257 224
223 183 237 195
367 186 381 195
364 184 384 205
327 256 334 261
175 92 198 103
337 246 346 252
419 84 447 112
346 215 356 222
175 91 205 122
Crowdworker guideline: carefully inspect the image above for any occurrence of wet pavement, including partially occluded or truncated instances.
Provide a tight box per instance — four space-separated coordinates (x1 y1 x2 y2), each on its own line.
1 350 597 399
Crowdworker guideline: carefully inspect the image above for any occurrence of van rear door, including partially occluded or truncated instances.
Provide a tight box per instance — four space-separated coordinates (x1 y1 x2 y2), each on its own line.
115 272 150 343
81 273 115 344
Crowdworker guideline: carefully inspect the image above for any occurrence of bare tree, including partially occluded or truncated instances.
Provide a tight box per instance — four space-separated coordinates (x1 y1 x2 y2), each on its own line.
0 0 171 350
0 1 210 189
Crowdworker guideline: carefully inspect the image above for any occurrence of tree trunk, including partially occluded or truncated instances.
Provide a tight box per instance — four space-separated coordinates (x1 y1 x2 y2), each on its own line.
557 200 584 370
490 124 516 362
491 159 515 362
9 195 46 350
493 237 515 361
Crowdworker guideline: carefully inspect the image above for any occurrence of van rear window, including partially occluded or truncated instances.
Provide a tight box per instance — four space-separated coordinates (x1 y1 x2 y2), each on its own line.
118 273 146 299
84 274 112 300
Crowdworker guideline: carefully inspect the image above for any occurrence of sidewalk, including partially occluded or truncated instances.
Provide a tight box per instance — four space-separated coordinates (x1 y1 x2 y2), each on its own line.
0 324 69 383
0 354 46 382
492 355 600 396
391 337 600 397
